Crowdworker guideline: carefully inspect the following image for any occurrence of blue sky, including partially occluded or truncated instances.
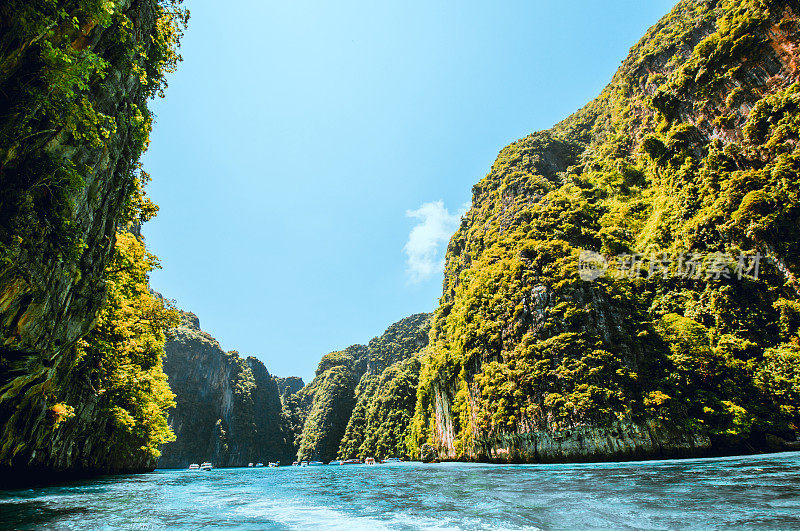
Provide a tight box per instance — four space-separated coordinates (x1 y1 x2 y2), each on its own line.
143 0 677 383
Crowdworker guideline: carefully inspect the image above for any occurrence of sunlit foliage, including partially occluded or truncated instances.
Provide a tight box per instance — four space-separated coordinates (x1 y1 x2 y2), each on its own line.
410 0 800 459
75 230 179 463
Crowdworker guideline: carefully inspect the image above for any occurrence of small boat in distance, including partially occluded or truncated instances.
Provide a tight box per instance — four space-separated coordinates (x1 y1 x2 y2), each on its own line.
382 457 402 463
300 461 309 467
199 462 212 471
268 462 279 468
365 457 376 465
308 461 324 466
291 461 299 466
255 462 264 467
341 459 361 465
328 460 342 465
189 463 200 470
248 463 253 467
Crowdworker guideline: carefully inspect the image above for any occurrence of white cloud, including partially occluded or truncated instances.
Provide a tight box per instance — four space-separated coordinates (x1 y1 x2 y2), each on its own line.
403 200 467 283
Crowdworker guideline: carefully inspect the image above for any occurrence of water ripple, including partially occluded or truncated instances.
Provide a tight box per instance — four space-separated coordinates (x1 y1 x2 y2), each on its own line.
1 452 799 529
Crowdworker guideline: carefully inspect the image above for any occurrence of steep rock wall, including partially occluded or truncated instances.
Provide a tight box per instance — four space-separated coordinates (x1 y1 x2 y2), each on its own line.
414 0 800 462
0 0 184 483
275 376 305 401
338 313 431 460
158 312 294 468
292 313 432 462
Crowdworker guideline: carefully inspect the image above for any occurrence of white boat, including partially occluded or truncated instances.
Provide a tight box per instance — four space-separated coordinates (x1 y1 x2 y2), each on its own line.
189 463 200 470
199 462 213 471
255 462 264 467
300 461 309 467
308 461 324 466
365 457 376 465
248 463 253 467
382 457 401 463
268 462 279 468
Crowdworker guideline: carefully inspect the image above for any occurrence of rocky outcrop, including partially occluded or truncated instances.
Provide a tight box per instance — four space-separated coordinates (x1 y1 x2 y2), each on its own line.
337 314 431 460
158 312 295 468
292 313 432 462
275 376 305 402
461 417 709 463
480 421 709 463
420 443 437 463
413 0 800 462
0 0 158 360
293 345 367 462
0 0 184 483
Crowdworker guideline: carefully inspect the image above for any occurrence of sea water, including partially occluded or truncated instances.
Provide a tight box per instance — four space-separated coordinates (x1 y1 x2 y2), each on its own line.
2 451 800 529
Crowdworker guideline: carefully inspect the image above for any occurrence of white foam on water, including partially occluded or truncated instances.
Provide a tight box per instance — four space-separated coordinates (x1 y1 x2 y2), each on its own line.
232 499 541 530
234 499 390 530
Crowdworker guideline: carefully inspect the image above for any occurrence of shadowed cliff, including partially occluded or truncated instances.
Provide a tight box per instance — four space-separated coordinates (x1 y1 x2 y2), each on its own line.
158 312 296 468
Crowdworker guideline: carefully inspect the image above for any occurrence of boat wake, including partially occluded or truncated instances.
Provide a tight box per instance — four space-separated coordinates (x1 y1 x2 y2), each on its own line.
233 498 541 530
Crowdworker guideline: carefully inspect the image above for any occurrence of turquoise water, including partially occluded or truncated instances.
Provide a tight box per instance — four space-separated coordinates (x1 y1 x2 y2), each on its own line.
2 452 800 529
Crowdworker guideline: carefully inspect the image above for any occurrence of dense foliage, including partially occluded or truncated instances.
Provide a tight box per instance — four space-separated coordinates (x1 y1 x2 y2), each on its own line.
0 0 187 480
294 345 366 462
338 314 431 459
0 0 187 262
289 314 431 462
411 0 800 460
274 376 304 401
73 230 179 464
0 223 180 477
338 357 422 460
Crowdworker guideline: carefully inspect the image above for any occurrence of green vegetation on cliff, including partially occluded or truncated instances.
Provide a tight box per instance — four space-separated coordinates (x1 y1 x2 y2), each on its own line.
0 0 186 269
290 314 431 462
159 313 295 468
0 224 179 479
0 0 187 481
294 345 366 462
411 0 800 462
72 230 179 464
274 376 304 402
338 357 423 460
338 313 431 459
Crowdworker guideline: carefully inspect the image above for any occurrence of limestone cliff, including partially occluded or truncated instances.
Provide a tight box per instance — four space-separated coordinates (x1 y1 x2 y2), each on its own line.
337 313 431 460
0 0 185 483
290 314 432 462
293 345 367 462
275 376 305 402
158 312 295 468
412 0 800 462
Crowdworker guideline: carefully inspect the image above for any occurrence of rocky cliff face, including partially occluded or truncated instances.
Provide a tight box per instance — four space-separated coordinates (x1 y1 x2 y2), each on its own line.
293 345 367 462
412 0 800 462
275 376 305 401
291 313 431 462
338 313 431 460
0 0 158 361
158 312 295 468
0 0 185 483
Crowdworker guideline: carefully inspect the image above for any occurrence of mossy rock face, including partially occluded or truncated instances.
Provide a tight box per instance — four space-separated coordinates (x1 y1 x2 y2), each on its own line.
420 443 437 463
0 233 180 486
0 0 181 360
0 0 186 483
275 376 305 401
292 314 432 463
158 312 295 468
411 0 800 462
